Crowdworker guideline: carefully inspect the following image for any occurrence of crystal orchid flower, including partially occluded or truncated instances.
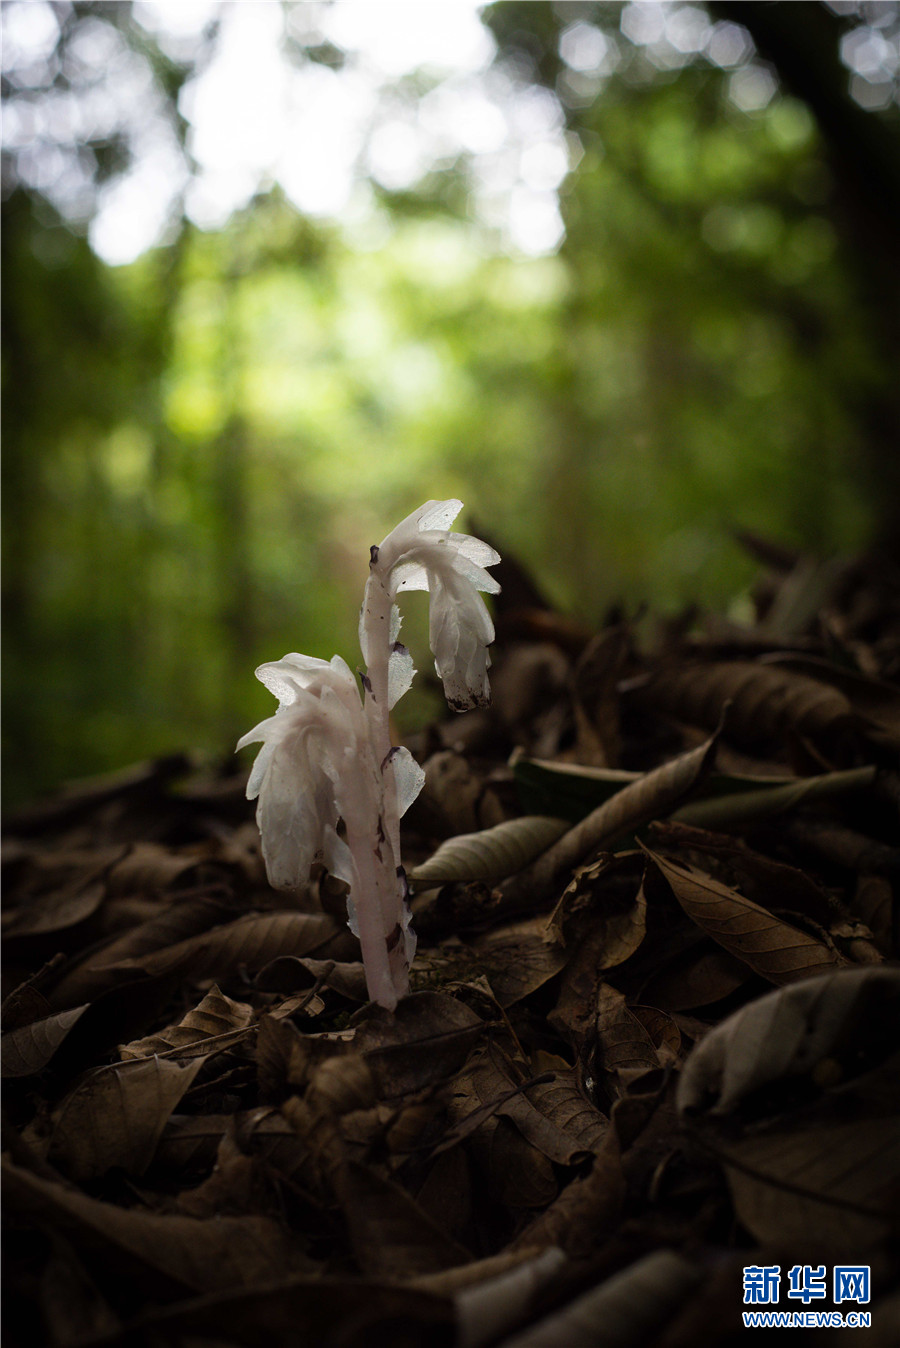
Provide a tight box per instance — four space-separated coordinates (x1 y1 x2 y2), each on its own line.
238 500 500 1010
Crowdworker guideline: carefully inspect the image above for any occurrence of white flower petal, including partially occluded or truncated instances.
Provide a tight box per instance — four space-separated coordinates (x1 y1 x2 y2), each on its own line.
391 560 430 592
322 823 357 892
428 568 495 709
389 746 426 817
449 532 502 571
255 653 334 705
387 642 415 709
254 723 335 890
416 498 463 533
448 550 502 596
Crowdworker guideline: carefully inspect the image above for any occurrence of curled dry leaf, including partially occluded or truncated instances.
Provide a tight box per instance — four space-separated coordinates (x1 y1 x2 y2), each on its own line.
119 984 255 1060
510 1127 624 1259
672 764 877 830
410 815 569 888
642 846 848 985
101 910 352 984
590 983 662 1095
626 659 856 751
455 1247 567 1348
500 731 720 910
551 854 648 966
760 651 900 750
507 1066 608 1159
499 1251 699 1348
677 965 900 1116
678 967 900 1248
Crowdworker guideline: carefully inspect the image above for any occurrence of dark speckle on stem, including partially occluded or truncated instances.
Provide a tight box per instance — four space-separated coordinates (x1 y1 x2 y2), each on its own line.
385 923 402 952
360 672 373 696
369 544 379 567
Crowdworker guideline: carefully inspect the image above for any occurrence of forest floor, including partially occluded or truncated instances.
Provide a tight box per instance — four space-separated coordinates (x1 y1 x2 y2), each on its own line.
3 538 900 1348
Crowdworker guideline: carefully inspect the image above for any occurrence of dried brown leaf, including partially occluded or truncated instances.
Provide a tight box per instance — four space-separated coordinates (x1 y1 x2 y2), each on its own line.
48 1056 206 1181
47 892 238 1009
354 991 486 1098
104 910 351 983
455 1048 604 1166
551 857 648 967
338 1160 473 1277
643 847 848 985
3 1158 308 1294
453 1247 567 1348
721 1114 900 1247
761 652 900 749
104 841 209 896
469 916 568 1006
2 881 106 939
677 965 900 1116
79 1275 453 1348
509 1127 624 1258
119 984 255 1059
1 1003 90 1078
592 983 661 1089
649 820 837 924
495 1249 701 1348
485 1116 558 1209
511 1066 609 1159
254 955 369 1001
629 659 856 751
640 944 750 1012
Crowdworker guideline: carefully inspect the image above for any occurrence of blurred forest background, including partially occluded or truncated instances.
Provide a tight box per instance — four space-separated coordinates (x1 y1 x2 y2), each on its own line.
3 0 900 810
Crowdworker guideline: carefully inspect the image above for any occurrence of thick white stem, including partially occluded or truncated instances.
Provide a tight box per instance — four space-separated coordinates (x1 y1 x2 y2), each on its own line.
358 564 411 1005
361 572 404 878
340 749 404 1011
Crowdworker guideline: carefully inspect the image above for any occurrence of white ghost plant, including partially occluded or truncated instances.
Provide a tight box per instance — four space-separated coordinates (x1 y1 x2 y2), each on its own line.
237 500 500 1010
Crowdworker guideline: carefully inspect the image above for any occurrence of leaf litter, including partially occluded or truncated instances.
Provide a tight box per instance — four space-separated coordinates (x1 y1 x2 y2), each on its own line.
3 540 899 1346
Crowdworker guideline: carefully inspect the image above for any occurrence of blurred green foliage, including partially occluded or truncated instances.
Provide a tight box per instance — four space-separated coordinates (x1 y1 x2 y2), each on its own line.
3 1 898 807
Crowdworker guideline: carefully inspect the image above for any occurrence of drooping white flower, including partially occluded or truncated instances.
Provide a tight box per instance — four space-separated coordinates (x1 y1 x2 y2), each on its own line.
360 498 501 711
236 655 367 893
